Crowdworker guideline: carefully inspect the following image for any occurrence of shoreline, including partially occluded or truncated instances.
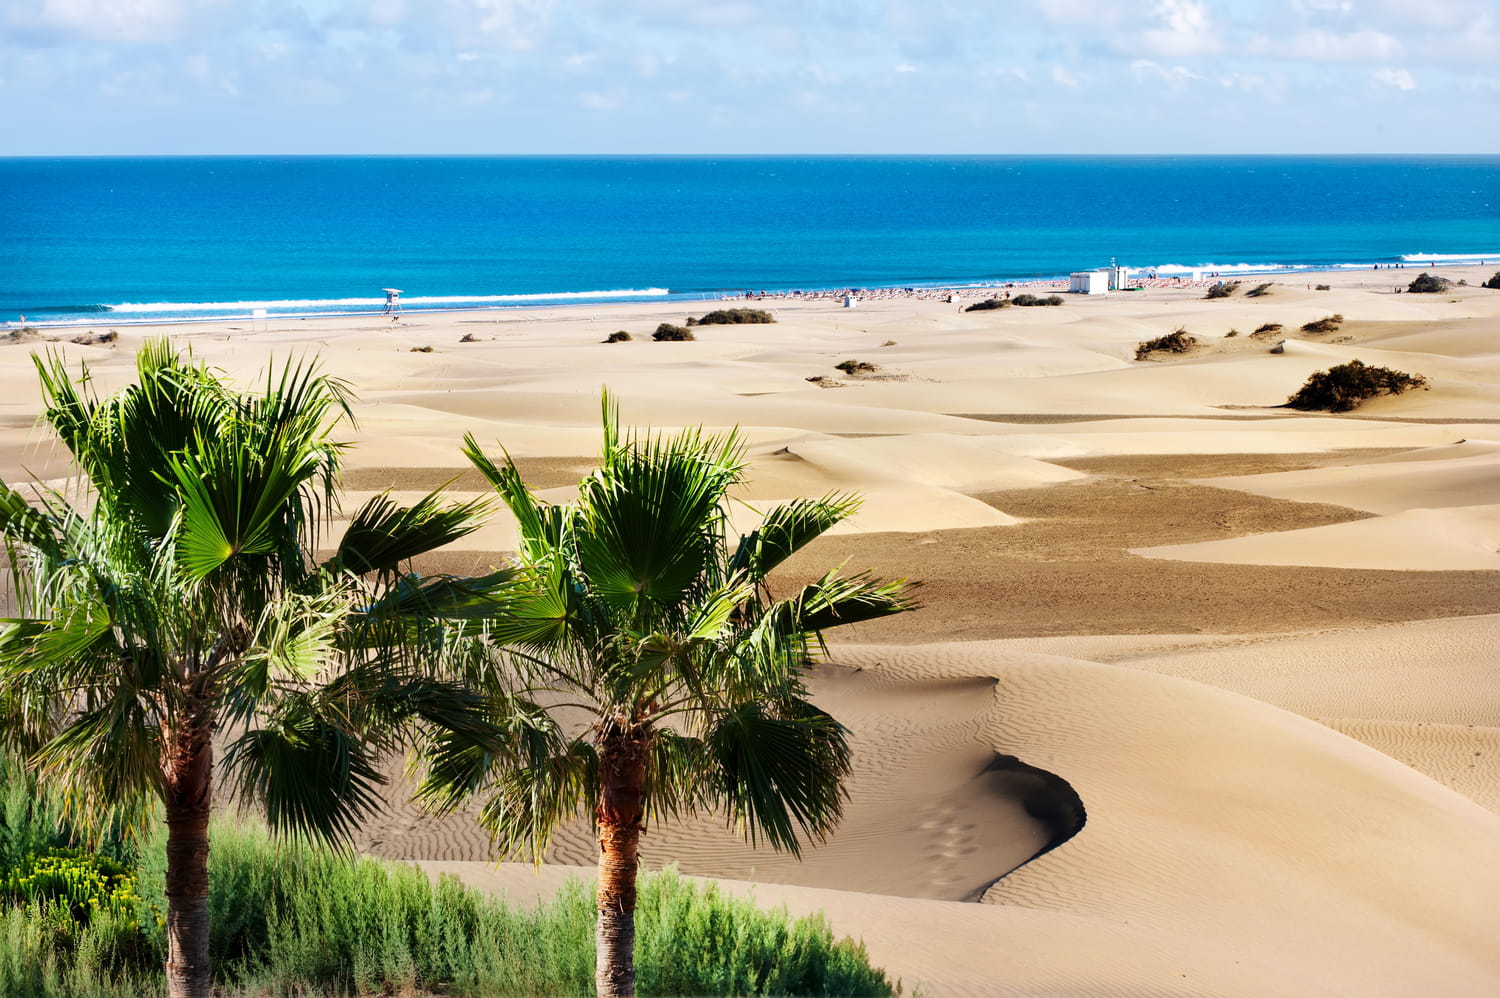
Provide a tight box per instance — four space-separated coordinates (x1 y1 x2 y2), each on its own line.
8 256 1496 330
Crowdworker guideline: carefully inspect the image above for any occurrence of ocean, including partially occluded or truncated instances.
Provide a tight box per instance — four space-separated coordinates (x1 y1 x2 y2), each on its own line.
2 155 1497 326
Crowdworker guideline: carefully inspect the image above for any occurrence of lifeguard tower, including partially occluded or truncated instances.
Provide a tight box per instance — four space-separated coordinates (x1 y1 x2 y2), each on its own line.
382 288 403 317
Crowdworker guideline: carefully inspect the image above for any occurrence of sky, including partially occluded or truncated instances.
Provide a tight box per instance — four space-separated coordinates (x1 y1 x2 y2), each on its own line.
1 0 1497 154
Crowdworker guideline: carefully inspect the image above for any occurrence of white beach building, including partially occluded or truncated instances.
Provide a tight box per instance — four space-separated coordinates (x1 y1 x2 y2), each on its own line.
1069 271 1108 295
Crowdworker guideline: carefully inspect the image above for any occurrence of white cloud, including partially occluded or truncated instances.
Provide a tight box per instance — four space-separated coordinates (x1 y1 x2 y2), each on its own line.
1051 63 1081 88
894 63 917 73
1371 66 1415 90
16 0 202 43
1131 58 1201 89
579 89 624 110
1140 0 1220 57
1252 29 1402 61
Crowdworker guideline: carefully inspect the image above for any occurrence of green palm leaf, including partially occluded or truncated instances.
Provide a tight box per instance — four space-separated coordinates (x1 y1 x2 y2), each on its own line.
334 489 490 576
705 698 851 857
226 709 386 843
728 493 861 583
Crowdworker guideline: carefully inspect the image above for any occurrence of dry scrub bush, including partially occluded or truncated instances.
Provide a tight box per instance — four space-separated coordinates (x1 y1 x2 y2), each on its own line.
1300 314 1343 334
1285 360 1428 413
1135 327 1198 361
652 323 695 341
964 298 1010 312
1407 273 1451 294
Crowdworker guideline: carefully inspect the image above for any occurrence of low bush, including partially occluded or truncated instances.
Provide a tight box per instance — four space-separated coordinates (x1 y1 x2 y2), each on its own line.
1252 322 1284 336
1246 283 1274 298
1484 271 1500 290
1225 329 1240 338
834 360 878 375
409 345 435 353
1011 293 1063 307
1315 284 1331 291
1205 281 1241 299
653 323 695 341
1407 272 1451 294
605 330 632 343
1285 359 1429 413
690 308 775 325
459 333 477 343
1299 314 1343 334
1135 327 1198 360
964 298 1010 312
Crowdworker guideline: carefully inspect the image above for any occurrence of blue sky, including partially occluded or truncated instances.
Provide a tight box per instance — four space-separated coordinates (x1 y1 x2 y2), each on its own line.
2 0 1497 154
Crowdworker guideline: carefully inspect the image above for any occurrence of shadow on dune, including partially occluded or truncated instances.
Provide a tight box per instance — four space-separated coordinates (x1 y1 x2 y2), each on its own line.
971 753 1087 898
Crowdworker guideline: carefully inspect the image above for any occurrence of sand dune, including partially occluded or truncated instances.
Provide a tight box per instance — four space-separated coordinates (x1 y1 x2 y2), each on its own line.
6 264 1500 995
1133 504 1500 570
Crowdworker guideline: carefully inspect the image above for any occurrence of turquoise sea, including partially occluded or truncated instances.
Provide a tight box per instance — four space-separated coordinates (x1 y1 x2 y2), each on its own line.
1 155 1497 325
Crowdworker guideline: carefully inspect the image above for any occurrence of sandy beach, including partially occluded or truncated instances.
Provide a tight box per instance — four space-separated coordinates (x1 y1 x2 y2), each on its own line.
4 264 1498 996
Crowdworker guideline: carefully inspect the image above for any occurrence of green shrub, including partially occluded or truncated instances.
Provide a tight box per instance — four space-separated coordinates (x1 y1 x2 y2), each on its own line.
1135 327 1198 361
4 812 892 997
1300 314 1343 334
964 298 1010 312
3 850 150 930
605 330 632 343
653 323 695 341
1483 271 1500 290
691 308 775 325
1246 283 1274 298
1285 360 1429 413
1407 272 1450 294
1011 293 1063 307
1205 281 1240 299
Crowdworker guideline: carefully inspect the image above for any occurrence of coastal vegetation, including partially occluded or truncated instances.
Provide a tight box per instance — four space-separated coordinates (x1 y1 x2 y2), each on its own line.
688 308 775 325
835 360 878 375
606 330 633 343
1315 284 1332 291
965 293 1063 309
1246 283 1274 298
1253 322 1284 336
1483 272 1500 290
1285 360 1429 413
1406 273 1451 294
963 298 1009 312
1300 314 1344 334
432 396 914 996
0 758 893 997
1205 281 1241 299
653 323 695 341
0 342 504 998
1135 328 1198 360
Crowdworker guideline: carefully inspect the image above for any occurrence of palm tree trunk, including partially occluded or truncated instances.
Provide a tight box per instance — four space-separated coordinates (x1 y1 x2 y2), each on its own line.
163 693 214 998
595 726 648 998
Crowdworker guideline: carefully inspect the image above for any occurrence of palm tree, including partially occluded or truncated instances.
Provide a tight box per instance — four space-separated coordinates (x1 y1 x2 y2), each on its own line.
0 341 504 998
420 394 915 997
